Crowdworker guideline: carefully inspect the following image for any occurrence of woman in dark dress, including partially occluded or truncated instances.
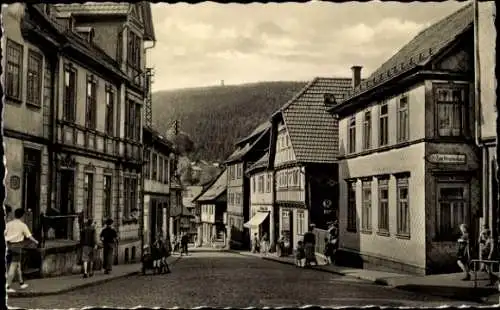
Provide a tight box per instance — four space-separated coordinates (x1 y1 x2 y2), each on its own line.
457 223 471 281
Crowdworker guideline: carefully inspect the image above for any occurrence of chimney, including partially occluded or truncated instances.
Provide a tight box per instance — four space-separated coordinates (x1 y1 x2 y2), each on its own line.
351 66 362 88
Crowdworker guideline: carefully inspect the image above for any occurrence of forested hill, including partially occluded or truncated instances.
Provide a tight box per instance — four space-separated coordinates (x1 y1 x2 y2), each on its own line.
151 81 307 162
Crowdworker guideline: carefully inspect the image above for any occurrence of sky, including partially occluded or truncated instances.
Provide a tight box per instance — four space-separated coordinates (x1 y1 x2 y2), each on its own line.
147 1 468 92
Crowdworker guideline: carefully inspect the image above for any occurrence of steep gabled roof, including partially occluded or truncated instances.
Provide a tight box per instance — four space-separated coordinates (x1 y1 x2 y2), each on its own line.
274 77 352 163
235 121 271 146
193 169 227 203
341 3 473 103
225 126 270 164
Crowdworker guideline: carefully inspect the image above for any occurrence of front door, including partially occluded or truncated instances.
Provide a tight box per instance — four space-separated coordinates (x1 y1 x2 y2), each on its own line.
22 148 41 236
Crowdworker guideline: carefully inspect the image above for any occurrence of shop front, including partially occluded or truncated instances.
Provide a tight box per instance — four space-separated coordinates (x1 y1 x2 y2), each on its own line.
244 205 273 245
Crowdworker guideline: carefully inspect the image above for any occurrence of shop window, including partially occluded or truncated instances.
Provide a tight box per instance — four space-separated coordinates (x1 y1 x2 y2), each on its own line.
436 183 468 241
361 180 372 232
346 180 357 232
396 176 410 237
348 115 356 154
363 110 371 150
378 177 389 234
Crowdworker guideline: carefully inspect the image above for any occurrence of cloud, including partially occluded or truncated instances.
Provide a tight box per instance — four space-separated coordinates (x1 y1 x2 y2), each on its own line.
148 1 468 91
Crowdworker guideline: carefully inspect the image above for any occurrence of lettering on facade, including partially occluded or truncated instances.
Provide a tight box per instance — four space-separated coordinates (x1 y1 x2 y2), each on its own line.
258 206 270 212
427 153 466 164
10 175 20 190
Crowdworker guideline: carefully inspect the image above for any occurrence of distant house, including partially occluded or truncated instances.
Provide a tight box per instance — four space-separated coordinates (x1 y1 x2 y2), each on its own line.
225 121 270 250
329 3 476 275
183 185 204 240
193 169 228 247
267 77 351 250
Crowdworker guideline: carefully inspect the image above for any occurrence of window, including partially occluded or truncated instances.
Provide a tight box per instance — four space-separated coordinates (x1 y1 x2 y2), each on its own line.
396 176 410 237
135 104 141 140
236 193 241 205
144 150 151 179
63 64 77 122
125 100 141 140
292 170 299 187
266 173 271 193
127 31 141 69
378 178 389 233
361 180 372 232
348 115 356 153
398 95 409 142
258 175 264 193
6 39 23 100
105 86 114 135
236 164 242 179
152 153 157 180
297 211 305 235
379 103 389 146
123 176 137 219
85 75 97 128
436 87 466 137
159 155 164 183
103 175 112 220
83 173 94 220
26 50 43 107
163 158 169 184
347 181 357 231
363 110 371 150
437 184 467 240
252 176 256 193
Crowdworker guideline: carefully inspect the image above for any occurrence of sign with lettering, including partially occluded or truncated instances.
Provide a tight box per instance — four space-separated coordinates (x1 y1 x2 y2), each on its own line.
258 206 271 212
10 176 20 190
428 153 466 164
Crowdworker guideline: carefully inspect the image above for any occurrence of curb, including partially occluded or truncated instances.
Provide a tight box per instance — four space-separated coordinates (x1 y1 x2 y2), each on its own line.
9 256 182 298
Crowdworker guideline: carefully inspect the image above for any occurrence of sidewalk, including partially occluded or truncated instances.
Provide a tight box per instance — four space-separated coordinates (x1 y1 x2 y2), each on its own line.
235 251 500 305
8 255 182 298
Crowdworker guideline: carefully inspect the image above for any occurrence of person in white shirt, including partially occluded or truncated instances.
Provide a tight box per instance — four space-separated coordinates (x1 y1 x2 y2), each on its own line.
5 208 39 293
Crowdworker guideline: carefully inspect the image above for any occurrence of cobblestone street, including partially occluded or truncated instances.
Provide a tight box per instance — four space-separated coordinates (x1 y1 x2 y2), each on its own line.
9 251 482 309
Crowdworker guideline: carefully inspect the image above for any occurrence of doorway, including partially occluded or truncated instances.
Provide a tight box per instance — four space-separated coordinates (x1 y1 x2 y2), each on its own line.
22 148 41 236
57 169 75 239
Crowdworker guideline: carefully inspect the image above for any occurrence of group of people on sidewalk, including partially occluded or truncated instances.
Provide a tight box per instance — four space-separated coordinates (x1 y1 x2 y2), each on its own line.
295 221 339 268
252 232 270 255
79 218 119 278
172 232 190 256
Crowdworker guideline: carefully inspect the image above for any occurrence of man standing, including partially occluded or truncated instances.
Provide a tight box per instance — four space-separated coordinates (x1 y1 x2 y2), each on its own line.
80 219 98 278
100 219 118 274
303 225 317 267
5 208 39 293
181 232 189 256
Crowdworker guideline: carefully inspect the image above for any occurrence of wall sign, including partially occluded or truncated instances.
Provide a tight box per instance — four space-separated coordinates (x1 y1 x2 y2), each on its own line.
428 153 466 164
258 206 270 212
10 176 20 190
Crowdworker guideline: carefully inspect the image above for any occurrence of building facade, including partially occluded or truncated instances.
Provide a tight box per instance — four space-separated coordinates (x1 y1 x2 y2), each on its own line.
268 77 350 250
331 4 478 275
2 3 156 276
476 1 497 240
183 185 204 241
194 169 227 247
143 126 173 246
245 153 274 244
225 122 270 249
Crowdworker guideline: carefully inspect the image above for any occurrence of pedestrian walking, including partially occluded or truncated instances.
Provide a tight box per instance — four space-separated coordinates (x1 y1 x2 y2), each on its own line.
457 223 471 281
324 238 335 265
5 208 39 293
478 227 497 285
80 219 98 278
295 240 306 268
303 225 317 267
181 232 189 256
100 219 118 274
261 232 269 256
252 233 260 253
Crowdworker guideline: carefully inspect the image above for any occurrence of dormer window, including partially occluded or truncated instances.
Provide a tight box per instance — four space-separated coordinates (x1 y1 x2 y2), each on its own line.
324 93 337 105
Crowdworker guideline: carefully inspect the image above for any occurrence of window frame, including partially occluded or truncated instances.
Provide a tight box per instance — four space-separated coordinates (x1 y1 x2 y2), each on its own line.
105 85 115 136
397 94 409 142
379 102 389 146
152 153 158 180
83 173 94 220
266 173 272 193
297 210 305 236
346 180 357 232
6 39 23 102
26 49 43 108
63 63 77 122
435 85 467 137
361 180 372 233
144 149 151 179
348 115 356 154
435 182 469 241
396 176 410 238
103 174 112 220
363 110 372 150
377 177 390 234
85 75 98 129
